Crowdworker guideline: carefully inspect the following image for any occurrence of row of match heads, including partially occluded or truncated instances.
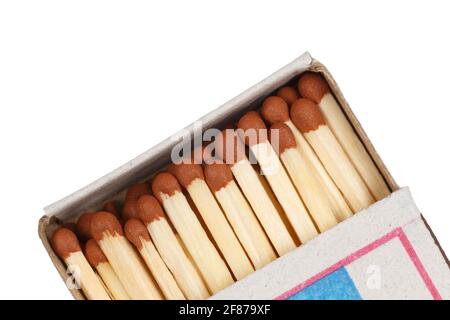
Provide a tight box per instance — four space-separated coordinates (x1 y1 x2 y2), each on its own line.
52 71 331 255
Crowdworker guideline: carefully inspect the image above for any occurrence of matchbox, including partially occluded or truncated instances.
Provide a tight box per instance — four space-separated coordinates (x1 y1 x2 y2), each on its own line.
38 52 450 300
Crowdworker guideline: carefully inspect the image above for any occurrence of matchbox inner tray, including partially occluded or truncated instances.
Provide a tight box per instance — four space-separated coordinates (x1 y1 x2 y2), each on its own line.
39 52 450 300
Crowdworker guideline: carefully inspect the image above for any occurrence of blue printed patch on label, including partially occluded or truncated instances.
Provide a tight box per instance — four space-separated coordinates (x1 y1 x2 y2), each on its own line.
287 267 361 300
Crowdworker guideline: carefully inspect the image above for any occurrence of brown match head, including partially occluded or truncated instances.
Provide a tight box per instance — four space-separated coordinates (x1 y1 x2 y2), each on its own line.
90 211 124 242
297 72 330 103
167 163 205 188
237 111 268 146
84 239 108 267
51 227 81 260
61 222 77 234
270 122 297 154
124 219 151 250
122 199 139 220
202 141 217 164
261 96 290 125
290 98 326 133
151 172 182 203
125 182 151 202
276 86 299 106
137 194 166 225
222 122 235 130
102 200 120 218
204 163 234 192
76 212 95 241
214 129 246 165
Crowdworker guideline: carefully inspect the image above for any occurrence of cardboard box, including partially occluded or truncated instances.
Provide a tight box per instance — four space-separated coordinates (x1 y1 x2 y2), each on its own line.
38 52 450 300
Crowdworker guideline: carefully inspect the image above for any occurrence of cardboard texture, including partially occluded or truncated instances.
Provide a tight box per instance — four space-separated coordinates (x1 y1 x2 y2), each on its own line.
38 52 449 300
211 188 450 299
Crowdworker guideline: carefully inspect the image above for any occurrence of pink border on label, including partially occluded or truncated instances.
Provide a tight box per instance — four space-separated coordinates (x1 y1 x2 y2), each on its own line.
275 227 442 300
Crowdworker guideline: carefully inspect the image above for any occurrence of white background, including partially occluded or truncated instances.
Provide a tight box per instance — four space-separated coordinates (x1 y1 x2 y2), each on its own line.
1 1 449 299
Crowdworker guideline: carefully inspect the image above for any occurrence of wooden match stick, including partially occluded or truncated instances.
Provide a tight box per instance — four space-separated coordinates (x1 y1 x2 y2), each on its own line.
269 123 338 232
137 195 210 299
214 129 296 256
152 172 234 294
84 239 130 300
123 182 151 220
298 72 390 200
237 111 318 244
51 227 111 300
291 98 375 212
90 211 162 300
261 96 353 221
204 163 277 268
276 86 299 105
168 163 254 280
125 219 186 300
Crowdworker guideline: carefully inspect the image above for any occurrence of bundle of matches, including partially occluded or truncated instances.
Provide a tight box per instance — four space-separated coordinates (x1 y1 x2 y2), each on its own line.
291 98 375 212
238 111 319 244
261 95 353 221
268 122 338 232
213 129 296 256
90 211 163 299
167 162 255 279
124 218 185 299
152 172 234 294
84 239 130 300
50 72 391 301
298 73 390 200
204 162 277 268
137 195 210 299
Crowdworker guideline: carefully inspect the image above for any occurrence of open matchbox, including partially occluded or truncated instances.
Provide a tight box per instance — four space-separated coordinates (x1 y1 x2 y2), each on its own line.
38 52 450 300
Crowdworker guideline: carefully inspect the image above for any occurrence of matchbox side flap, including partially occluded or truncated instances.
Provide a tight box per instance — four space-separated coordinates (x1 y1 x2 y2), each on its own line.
211 187 450 300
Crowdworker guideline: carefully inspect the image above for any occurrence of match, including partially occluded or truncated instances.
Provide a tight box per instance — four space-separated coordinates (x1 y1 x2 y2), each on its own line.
62 222 77 234
122 201 139 221
103 200 120 219
291 98 375 212
76 212 95 242
237 111 318 244
261 95 353 221
137 194 210 299
298 72 390 200
125 218 186 300
168 163 254 280
123 182 151 220
276 86 299 106
269 123 338 231
204 163 277 269
126 182 151 201
214 129 296 256
51 227 110 300
152 172 234 294
84 239 130 300
90 211 162 300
